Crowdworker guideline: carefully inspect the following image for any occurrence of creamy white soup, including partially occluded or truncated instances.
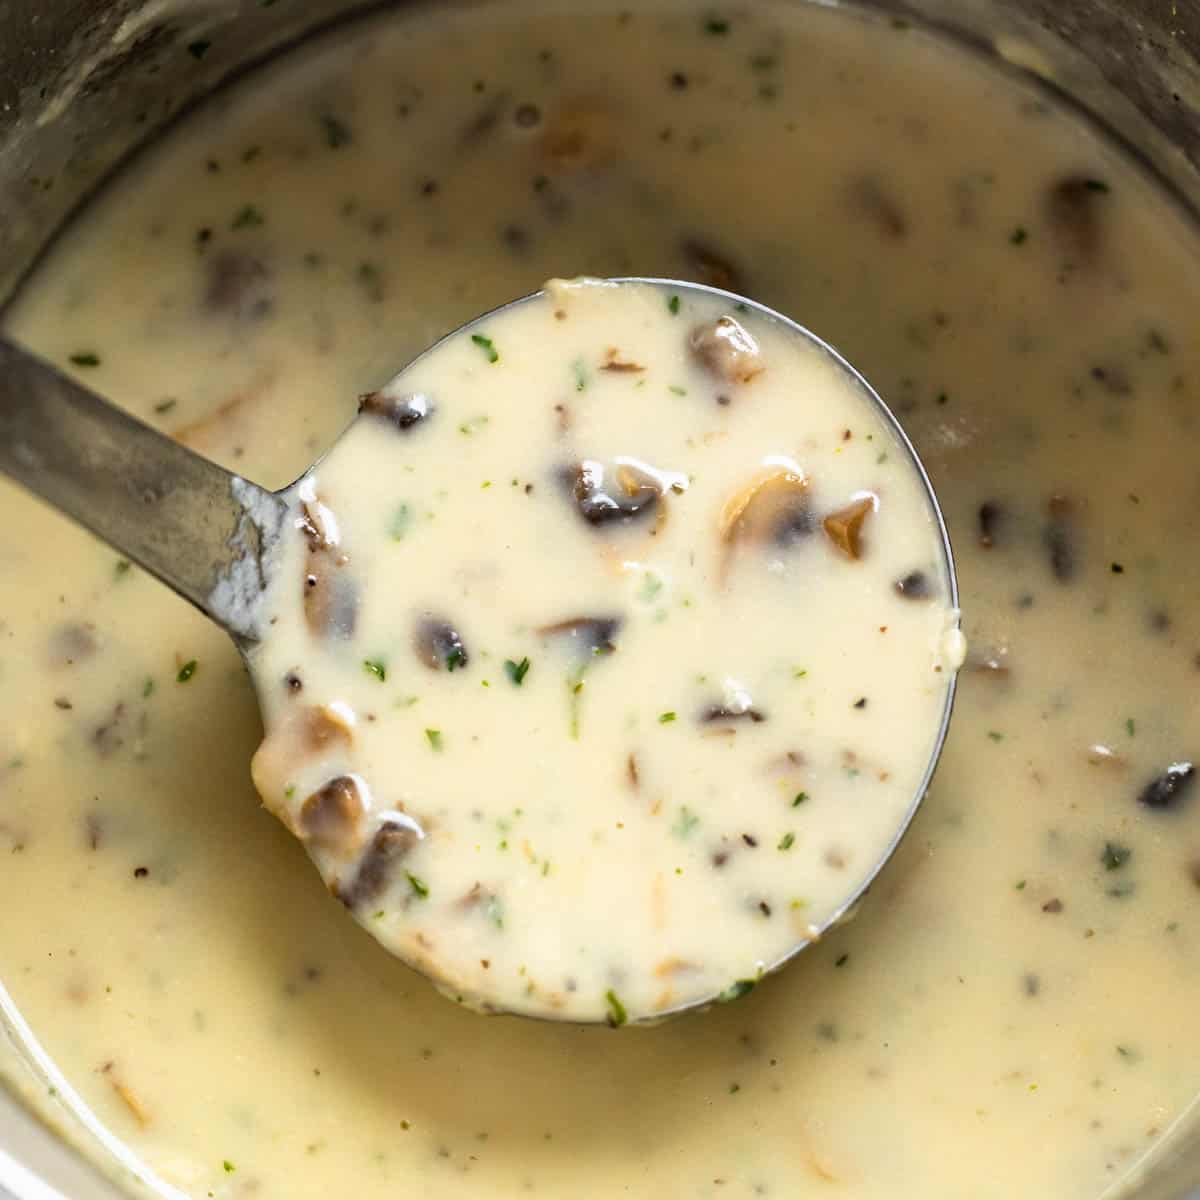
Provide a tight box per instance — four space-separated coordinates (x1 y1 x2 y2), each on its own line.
247 276 959 1022
0 2 1198 1198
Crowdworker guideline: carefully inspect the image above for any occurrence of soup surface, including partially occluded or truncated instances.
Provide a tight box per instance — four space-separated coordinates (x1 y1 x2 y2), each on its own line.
246 276 959 1022
1 2 1198 1198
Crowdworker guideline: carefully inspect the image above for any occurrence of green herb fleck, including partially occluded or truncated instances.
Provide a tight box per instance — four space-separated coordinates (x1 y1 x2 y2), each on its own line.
187 40 212 60
658 711 677 724
486 895 505 929
1125 717 1136 737
284 785 295 800
356 261 384 302
728 1082 741 1094
792 791 809 807
1015 879 1027 891
1101 840 1131 871
1010 226 1028 245
605 988 628 1028
114 559 131 579
69 352 101 368
668 294 681 315
668 384 688 396
472 333 500 364
1084 178 1110 193
389 503 413 541
717 979 756 1003
987 730 1005 742
504 657 531 686
638 573 663 602
705 17 730 34
778 832 795 851
425 728 443 752
230 205 264 230
222 1161 235 1174
792 667 808 680
406 872 430 899
572 358 588 391
153 397 177 415
673 806 700 838
177 660 198 683
363 658 387 682
320 113 353 149
445 646 466 673
142 677 155 699
834 953 849 968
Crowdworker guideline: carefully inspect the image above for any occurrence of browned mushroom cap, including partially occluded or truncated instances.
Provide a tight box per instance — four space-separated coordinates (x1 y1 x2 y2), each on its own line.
299 775 367 852
339 817 425 908
413 615 470 672
681 238 744 292
359 389 434 432
719 468 812 556
304 554 358 639
689 317 764 385
537 615 623 657
822 495 876 560
538 100 618 172
1047 175 1109 263
570 460 662 528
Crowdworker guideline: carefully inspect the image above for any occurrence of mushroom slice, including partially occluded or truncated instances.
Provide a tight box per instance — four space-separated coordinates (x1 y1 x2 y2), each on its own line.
822 494 877 560
303 556 358 639
689 316 764 385
359 387 434 432
339 814 426 908
537 615 623 657
413 615 470 672
299 775 367 853
571 460 660 527
719 467 812 552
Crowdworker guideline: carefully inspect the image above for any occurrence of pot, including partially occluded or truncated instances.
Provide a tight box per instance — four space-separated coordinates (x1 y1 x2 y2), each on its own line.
0 2 1197 1197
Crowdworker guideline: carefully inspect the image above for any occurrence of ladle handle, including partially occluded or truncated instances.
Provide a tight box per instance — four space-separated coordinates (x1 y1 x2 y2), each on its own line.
0 337 284 641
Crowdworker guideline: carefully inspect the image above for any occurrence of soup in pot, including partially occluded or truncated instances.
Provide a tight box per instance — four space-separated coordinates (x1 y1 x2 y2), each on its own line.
0 2 1197 1198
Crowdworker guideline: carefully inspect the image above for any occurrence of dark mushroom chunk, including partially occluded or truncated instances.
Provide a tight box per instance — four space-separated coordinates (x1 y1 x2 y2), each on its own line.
413 615 470 672
702 704 767 724
681 237 743 292
894 570 932 599
1042 494 1078 583
823 496 876 560
845 175 907 239
569 460 661 528
303 559 358 639
299 776 366 852
599 349 645 373
720 469 812 559
688 317 764 385
358 389 434 432
204 250 272 320
1047 174 1109 263
1137 762 1195 812
978 500 1005 548
338 817 424 908
538 615 622 657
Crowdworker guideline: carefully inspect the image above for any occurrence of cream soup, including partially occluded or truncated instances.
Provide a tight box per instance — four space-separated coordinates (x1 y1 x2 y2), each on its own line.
246 276 959 1022
1 2 1198 1198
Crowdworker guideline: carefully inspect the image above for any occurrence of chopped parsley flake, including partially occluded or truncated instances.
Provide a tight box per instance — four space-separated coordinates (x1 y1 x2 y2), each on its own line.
668 294 681 315
113 559 131 579
222 1161 235 1174
668 384 688 396
320 113 353 148
778 832 795 850
1010 226 1028 245
471 333 500 364
425 728 443 752
658 711 677 724
1015 879 1027 890
177 659 198 683
504 657 531 686
987 730 1005 742
363 658 387 682
604 988 628 1028
230 204 264 230
673 806 700 838
444 645 467 672
718 979 756 1003
187 40 212 60
792 791 809 807
572 358 588 391
1101 840 1131 871
1084 178 1110 193
705 17 731 34
389 503 413 540
69 352 101 368
406 872 430 899
1125 717 1136 737
142 677 155 699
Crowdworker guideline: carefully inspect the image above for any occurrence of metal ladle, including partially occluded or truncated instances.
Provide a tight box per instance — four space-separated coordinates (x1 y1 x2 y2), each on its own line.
0 276 958 1024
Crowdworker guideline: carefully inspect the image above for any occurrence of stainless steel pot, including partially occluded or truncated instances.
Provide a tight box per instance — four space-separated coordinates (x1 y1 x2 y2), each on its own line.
0 1 1197 1196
